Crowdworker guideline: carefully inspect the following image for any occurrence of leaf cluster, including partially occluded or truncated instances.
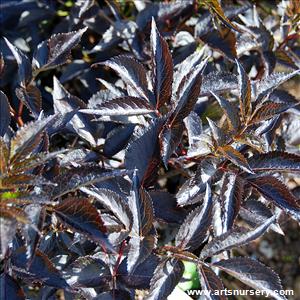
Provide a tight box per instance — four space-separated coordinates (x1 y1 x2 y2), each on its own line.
0 1 300 299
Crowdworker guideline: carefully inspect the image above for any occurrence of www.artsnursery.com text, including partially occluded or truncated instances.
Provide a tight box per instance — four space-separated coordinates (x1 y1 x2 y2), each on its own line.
186 288 294 298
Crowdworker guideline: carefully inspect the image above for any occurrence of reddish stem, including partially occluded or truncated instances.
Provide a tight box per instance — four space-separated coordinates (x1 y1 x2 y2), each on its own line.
17 101 24 126
113 240 126 277
279 33 300 49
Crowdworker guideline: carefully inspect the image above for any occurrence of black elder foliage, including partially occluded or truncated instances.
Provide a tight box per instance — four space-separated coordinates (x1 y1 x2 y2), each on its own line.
0 0 300 299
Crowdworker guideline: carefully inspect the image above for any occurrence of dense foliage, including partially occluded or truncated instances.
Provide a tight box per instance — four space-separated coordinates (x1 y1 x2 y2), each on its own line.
0 0 300 299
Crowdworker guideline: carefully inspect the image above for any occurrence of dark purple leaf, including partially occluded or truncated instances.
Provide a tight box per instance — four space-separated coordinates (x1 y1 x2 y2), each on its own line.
97 78 126 98
240 200 284 235
201 29 237 61
118 254 160 289
50 166 130 199
201 72 238 96
217 145 253 174
125 119 162 182
198 263 226 300
176 175 206 206
103 124 135 157
149 191 187 224
200 216 275 259
207 118 227 146
11 247 69 288
136 1 193 29
54 198 110 248
247 175 300 221
174 49 205 95
0 273 25 300
236 59 251 120
214 258 286 300
177 161 220 206
262 50 276 75
128 172 154 236
236 24 274 55
159 123 184 166
127 234 156 274
15 85 41 118
269 89 299 106
172 63 204 123
255 70 300 103
248 151 300 172
53 76 97 146
146 258 184 300
82 96 155 116
80 187 133 231
160 63 204 164
220 173 244 232
93 290 132 300
150 18 173 109
10 114 57 164
32 28 87 71
0 90 10 136
175 183 213 251
250 101 292 124
64 256 111 288
184 111 203 145
3 37 32 86
210 91 240 131
98 55 149 101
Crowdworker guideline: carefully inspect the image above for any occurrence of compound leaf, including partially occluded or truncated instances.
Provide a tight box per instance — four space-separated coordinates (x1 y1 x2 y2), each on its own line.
160 64 204 164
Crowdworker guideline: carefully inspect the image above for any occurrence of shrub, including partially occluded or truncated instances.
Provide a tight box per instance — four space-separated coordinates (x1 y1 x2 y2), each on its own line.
0 0 299 299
